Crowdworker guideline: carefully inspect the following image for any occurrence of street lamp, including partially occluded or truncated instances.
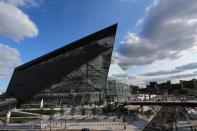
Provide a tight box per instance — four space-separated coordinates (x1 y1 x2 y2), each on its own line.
65 110 67 129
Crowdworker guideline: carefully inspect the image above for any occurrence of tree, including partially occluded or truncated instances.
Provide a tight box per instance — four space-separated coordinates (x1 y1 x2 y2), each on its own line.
132 89 139 94
102 105 112 116
91 107 98 118
89 102 93 107
179 88 191 95
48 107 54 131
60 107 64 116
116 105 127 117
81 107 86 116
70 107 76 118
49 107 55 116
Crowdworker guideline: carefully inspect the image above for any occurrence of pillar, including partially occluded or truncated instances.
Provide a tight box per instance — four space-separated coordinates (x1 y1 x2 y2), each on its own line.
6 110 11 124
140 105 144 113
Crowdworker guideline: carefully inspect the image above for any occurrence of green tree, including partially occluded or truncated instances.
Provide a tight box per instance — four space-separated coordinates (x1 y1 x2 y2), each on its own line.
60 107 64 116
179 88 191 95
91 107 98 118
70 107 76 118
132 90 139 94
48 107 55 116
81 107 86 116
117 105 127 116
49 107 54 131
102 104 112 116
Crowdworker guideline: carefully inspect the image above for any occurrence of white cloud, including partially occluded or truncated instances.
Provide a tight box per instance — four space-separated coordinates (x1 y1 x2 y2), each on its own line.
0 0 40 79
0 44 21 79
0 1 39 42
143 62 197 76
115 0 197 70
0 0 43 8
146 71 197 84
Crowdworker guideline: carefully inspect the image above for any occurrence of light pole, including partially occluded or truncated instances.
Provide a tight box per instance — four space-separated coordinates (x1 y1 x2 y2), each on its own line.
65 110 67 129
49 115 51 131
49 106 53 131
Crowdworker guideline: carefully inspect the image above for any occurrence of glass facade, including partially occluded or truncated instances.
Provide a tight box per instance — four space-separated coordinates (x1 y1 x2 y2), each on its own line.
32 36 114 105
107 80 131 102
6 24 117 106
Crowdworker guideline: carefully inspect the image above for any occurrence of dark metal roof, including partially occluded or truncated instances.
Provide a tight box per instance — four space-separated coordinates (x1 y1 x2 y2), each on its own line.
16 24 117 71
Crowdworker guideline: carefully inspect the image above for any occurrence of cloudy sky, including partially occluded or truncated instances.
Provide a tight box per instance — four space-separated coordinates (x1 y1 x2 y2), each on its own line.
0 0 197 93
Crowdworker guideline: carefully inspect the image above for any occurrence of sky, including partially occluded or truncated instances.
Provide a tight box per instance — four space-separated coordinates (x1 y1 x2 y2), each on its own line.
0 0 197 93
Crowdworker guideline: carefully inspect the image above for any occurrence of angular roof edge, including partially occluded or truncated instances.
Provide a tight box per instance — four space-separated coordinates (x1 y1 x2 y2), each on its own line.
16 24 118 71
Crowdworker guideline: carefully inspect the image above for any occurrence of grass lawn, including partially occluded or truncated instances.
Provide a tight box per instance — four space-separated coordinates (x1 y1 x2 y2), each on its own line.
23 109 59 115
10 117 39 123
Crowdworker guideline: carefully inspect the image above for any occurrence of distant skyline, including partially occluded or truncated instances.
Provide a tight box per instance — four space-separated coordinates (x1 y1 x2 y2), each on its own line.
0 0 197 93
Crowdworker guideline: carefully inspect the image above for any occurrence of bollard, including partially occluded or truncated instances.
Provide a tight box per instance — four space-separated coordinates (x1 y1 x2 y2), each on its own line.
124 124 126 129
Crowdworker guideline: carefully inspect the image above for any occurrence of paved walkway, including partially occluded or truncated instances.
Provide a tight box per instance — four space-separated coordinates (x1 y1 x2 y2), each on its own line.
129 101 197 107
67 122 125 130
12 109 41 116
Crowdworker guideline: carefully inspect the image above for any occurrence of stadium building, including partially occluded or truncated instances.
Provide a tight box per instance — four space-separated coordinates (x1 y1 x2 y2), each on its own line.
5 24 117 107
